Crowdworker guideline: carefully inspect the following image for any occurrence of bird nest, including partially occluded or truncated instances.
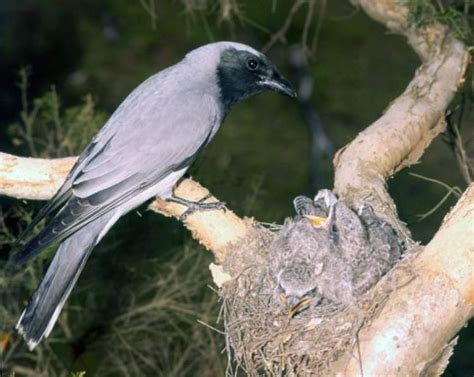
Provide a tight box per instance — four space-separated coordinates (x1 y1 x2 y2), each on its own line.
220 191 412 376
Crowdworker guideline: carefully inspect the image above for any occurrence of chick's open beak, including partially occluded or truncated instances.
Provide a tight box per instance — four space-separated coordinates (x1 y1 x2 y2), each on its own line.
288 297 312 318
279 293 312 318
304 215 328 228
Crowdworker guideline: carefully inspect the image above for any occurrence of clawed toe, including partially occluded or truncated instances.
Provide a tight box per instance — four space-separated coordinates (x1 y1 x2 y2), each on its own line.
168 194 226 221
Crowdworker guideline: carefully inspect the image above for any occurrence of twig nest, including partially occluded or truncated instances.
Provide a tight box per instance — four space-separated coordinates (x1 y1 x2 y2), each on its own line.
222 189 406 375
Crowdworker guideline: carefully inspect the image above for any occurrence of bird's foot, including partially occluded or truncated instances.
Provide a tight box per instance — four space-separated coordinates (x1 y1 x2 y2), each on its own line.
168 194 226 221
293 195 314 216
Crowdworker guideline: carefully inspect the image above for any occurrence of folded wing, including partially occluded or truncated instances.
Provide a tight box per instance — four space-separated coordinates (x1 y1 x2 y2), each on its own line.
14 89 221 264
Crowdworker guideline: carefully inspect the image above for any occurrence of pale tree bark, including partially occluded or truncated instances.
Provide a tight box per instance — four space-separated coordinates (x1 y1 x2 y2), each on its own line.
333 185 473 376
334 0 470 242
0 0 472 375
330 2 473 372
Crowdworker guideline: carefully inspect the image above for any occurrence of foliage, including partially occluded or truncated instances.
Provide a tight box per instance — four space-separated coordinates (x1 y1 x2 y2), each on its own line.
408 0 473 43
93 243 225 377
8 68 107 158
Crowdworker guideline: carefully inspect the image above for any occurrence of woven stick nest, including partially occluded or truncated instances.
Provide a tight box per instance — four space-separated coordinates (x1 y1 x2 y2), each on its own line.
220 208 413 376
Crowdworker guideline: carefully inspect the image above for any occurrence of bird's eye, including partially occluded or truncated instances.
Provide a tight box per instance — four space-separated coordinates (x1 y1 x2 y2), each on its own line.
246 58 259 71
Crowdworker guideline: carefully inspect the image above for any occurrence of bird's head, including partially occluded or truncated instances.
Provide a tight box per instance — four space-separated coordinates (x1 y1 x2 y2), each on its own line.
185 42 296 111
276 260 322 317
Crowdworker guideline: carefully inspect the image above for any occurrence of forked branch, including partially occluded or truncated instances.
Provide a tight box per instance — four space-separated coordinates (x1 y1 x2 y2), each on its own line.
334 0 470 242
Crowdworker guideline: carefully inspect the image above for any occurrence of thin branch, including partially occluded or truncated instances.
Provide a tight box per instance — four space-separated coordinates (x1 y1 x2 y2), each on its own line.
409 172 463 196
416 187 458 221
446 98 473 185
262 0 306 52
301 0 317 56
139 0 158 30
311 0 326 55
408 172 463 221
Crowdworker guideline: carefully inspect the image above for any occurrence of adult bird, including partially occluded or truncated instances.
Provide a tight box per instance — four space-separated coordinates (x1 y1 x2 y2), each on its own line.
13 41 296 350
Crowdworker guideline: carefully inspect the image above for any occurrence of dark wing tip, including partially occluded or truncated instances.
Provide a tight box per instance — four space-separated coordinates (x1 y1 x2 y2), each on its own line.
11 237 43 266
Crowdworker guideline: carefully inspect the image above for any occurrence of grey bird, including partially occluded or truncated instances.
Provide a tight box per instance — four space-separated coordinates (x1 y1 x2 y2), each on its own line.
13 41 296 350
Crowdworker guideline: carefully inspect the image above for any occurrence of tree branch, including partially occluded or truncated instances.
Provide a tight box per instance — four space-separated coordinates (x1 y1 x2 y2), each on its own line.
0 152 254 263
335 0 470 241
336 184 474 376
327 0 473 374
0 152 76 201
149 182 255 263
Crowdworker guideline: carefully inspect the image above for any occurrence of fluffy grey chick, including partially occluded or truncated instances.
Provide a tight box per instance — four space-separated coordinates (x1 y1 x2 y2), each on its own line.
353 204 403 295
270 218 327 308
269 190 402 312
270 195 356 312
13 41 296 350
319 191 402 298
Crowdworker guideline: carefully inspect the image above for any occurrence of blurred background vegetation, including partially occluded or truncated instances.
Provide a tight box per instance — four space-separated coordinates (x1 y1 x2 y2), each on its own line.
0 0 472 376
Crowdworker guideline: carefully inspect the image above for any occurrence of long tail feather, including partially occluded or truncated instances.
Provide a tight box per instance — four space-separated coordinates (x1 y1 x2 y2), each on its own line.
16 212 117 350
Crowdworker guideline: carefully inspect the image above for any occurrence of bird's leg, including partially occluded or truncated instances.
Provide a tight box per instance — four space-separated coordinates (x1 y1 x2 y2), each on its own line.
167 194 226 221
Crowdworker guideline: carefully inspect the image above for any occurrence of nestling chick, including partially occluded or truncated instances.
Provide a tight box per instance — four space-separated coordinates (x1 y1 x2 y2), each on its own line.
269 190 403 314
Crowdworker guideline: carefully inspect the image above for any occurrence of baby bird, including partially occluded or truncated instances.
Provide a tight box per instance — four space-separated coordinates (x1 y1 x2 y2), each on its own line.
269 190 402 315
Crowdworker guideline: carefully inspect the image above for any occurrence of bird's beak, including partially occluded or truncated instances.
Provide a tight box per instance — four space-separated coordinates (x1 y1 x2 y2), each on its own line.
303 215 328 228
288 297 311 318
259 69 297 98
279 293 312 318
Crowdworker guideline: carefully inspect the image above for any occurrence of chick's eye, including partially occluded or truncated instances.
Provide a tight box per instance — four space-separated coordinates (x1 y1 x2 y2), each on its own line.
246 58 259 71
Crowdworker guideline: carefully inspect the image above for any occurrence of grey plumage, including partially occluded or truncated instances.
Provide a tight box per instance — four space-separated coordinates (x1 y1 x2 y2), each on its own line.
269 190 403 312
270 218 326 306
17 212 115 343
13 41 296 350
